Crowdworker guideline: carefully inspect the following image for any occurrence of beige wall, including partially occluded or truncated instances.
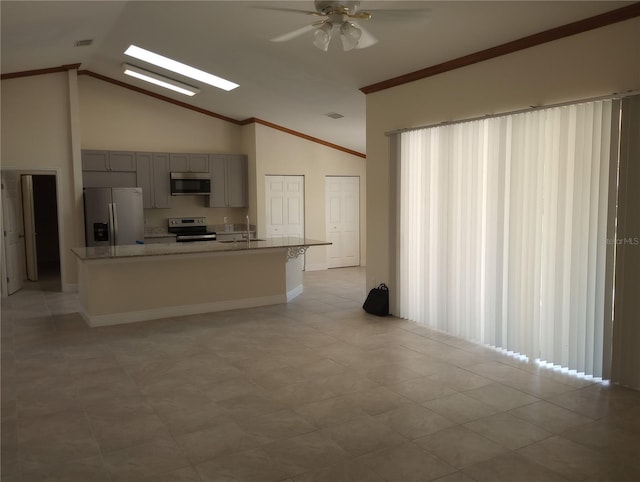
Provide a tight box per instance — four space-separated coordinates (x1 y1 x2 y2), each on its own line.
252 123 367 270
1 72 81 289
366 17 640 291
79 76 242 152
240 123 258 221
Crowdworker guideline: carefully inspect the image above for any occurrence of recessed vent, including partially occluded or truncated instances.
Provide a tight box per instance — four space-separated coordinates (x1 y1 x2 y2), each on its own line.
326 112 344 119
74 39 94 47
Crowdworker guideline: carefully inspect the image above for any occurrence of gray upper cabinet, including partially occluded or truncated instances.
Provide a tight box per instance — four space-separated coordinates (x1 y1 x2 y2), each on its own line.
82 150 137 188
108 151 137 171
170 153 209 173
82 150 136 172
227 155 248 207
208 154 247 208
152 153 171 208
208 155 226 208
82 149 243 209
136 152 153 208
81 150 109 171
136 152 170 209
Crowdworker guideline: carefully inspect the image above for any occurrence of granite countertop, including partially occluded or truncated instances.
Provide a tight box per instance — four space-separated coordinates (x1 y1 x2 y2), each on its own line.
214 230 256 235
72 237 330 261
144 233 177 239
143 227 174 238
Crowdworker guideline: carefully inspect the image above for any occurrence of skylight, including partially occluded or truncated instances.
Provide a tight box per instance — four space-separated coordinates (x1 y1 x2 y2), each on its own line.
124 45 239 92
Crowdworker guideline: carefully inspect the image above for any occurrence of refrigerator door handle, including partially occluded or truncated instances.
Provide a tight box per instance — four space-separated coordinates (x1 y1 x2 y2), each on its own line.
108 202 118 246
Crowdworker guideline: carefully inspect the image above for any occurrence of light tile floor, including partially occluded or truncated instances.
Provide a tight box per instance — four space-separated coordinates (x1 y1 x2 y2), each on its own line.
2 267 640 481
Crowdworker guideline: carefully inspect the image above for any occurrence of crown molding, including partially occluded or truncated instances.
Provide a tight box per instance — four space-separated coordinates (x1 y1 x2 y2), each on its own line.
360 2 640 95
0 63 81 80
240 117 366 159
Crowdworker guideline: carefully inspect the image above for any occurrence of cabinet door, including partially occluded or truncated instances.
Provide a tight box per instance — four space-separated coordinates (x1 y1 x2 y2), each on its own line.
169 153 189 172
82 171 136 188
188 154 209 173
109 151 137 172
227 155 248 207
136 152 153 209
152 153 171 208
82 150 109 171
208 155 227 207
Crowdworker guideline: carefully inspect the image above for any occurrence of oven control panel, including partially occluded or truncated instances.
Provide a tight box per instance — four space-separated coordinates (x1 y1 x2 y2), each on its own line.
168 217 207 227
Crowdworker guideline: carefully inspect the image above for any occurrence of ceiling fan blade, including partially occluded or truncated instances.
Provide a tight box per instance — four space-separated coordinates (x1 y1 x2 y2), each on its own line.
353 23 377 49
271 24 317 43
348 11 372 20
365 8 430 22
252 6 320 16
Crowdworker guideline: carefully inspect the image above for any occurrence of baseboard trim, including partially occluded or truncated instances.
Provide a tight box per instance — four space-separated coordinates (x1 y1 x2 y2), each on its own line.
287 284 304 302
305 263 327 272
82 294 287 327
62 283 78 293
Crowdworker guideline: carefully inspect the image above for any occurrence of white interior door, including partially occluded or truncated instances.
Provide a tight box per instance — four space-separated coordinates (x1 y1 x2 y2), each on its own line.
265 175 304 239
1 171 26 295
21 175 38 281
326 176 360 268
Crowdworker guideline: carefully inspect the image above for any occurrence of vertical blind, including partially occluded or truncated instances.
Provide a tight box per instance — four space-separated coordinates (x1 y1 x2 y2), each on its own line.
396 100 614 377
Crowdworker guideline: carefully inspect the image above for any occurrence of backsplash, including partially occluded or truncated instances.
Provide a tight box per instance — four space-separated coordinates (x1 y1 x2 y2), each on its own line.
143 195 247 227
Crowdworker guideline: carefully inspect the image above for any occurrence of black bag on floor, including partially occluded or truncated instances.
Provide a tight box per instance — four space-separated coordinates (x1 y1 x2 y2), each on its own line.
363 284 389 316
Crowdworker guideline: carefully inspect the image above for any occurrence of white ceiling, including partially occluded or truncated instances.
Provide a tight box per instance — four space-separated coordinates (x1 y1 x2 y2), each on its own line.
1 1 631 154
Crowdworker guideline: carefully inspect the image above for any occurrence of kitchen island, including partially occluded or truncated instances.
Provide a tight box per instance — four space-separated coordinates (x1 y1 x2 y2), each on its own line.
72 237 330 327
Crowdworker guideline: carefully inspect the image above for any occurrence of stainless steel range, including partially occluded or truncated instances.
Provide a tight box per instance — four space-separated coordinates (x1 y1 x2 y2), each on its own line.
168 217 216 242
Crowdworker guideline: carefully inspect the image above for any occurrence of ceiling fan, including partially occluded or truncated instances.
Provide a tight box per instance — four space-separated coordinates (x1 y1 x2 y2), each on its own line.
266 1 423 52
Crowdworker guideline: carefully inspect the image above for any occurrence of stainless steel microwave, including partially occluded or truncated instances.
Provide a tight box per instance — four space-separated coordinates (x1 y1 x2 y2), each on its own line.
170 172 211 195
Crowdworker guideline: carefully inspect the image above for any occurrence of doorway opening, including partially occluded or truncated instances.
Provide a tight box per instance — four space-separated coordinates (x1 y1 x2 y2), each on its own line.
1 171 61 296
27 175 61 287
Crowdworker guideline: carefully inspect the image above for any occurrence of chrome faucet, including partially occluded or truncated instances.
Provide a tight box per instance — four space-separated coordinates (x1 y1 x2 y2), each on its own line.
246 215 251 242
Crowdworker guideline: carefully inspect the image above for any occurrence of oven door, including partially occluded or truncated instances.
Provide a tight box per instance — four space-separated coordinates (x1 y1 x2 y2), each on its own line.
170 172 211 195
176 233 217 242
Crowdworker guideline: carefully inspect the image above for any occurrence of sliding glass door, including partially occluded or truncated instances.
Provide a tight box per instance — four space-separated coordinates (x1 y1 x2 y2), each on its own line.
394 98 619 378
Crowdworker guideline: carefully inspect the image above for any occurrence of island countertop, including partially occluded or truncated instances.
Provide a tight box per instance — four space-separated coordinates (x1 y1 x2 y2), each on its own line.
71 237 330 261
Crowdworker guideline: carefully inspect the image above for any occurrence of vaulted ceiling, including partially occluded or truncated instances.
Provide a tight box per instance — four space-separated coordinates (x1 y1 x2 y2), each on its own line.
1 1 633 154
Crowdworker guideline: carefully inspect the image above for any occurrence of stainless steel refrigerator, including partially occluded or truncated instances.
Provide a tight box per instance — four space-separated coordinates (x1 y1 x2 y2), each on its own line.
83 187 144 247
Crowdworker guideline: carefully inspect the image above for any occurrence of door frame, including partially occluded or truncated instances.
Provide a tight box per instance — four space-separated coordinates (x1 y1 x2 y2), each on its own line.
325 175 361 269
1 168 65 296
264 174 306 268
21 174 39 281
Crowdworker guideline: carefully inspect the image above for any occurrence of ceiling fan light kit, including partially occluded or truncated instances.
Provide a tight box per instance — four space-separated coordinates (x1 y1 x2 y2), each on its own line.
312 17 364 51
313 22 334 51
340 21 362 51
270 1 378 52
